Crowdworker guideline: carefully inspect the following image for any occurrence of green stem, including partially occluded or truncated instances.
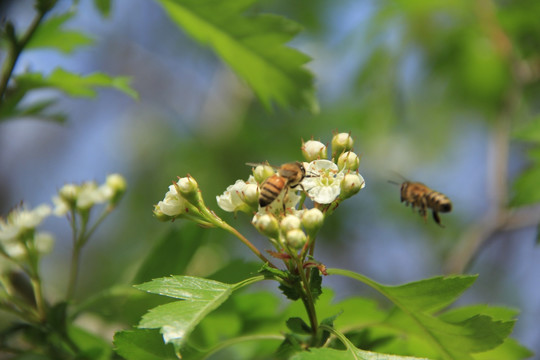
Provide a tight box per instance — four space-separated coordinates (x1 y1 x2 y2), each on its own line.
293 256 318 336
29 275 46 321
218 221 278 268
66 210 88 301
202 334 284 360
319 324 360 359
0 5 51 101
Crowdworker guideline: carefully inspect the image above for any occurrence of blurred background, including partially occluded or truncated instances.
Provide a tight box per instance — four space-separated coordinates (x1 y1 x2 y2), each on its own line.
1 0 540 356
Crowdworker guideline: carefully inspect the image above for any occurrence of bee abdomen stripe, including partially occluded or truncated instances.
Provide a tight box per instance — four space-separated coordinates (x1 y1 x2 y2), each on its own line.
264 183 282 195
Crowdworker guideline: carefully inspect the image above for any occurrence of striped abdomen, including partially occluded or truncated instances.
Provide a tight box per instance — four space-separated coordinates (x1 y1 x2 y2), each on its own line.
259 175 287 207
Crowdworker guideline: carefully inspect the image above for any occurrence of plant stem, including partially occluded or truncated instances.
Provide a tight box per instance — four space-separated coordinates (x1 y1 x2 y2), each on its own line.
202 334 284 360
0 7 49 101
293 256 318 336
219 221 278 268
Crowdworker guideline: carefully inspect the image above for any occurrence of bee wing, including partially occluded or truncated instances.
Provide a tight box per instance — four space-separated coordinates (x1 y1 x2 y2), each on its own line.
246 162 278 169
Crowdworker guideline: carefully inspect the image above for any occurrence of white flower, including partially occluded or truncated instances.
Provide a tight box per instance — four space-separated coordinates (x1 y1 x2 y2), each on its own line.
260 190 302 216
35 232 55 254
216 176 258 213
156 185 188 217
3 241 26 260
0 204 51 243
52 196 70 216
77 182 106 210
302 160 344 204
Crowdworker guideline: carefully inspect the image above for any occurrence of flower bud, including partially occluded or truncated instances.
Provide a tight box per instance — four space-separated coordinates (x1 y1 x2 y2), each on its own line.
280 215 301 232
105 173 127 205
331 132 354 158
175 176 201 205
253 213 279 239
253 165 275 184
301 208 324 235
302 140 327 162
340 173 365 199
337 151 360 171
243 183 259 208
286 229 307 249
59 184 79 203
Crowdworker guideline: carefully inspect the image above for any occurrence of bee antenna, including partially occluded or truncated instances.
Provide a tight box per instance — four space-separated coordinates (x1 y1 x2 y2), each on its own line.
388 180 401 186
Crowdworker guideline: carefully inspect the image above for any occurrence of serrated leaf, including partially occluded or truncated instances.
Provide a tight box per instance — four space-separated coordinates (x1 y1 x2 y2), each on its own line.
291 347 430 360
135 275 258 348
14 68 138 99
155 0 318 112
380 275 477 313
328 269 515 360
309 268 322 303
113 329 178 360
472 338 534 360
27 13 94 53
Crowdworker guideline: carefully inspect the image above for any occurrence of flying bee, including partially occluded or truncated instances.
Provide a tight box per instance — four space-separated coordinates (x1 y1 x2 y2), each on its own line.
391 180 452 227
246 162 307 207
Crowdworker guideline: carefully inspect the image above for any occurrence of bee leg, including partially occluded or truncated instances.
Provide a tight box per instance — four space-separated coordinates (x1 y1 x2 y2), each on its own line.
282 186 290 213
432 211 444 227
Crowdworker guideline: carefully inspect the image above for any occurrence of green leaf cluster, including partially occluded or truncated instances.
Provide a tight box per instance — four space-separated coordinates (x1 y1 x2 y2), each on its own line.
155 0 318 112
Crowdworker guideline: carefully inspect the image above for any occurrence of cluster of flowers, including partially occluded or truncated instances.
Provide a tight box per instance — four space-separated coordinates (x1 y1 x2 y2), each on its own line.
153 132 364 256
0 174 126 272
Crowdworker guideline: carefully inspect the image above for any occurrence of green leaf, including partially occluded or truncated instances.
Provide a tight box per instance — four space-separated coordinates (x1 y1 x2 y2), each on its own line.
286 317 312 335
309 268 323 303
93 0 112 17
379 275 478 313
511 164 540 206
472 338 534 360
135 275 259 348
328 269 515 360
133 225 205 284
155 0 318 112
291 347 430 360
27 13 94 53
513 115 540 142
15 68 139 99
68 325 112 360
113 329 178 360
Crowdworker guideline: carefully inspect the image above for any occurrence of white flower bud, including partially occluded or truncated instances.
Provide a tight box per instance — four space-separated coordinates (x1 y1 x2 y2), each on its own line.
35 232 55 254
154 185 188 218
253 165 275 184
286 229 307 249
337 151 360 171
302 140 327 162
216 176 257 213
176 176 198 197
340 173 365 199
280 215 301 232
253 213 279 239
59 184 79 203
243 183 259 208
331 132 354 158
106 173 127 193
77 182 106 210
302 208 324 235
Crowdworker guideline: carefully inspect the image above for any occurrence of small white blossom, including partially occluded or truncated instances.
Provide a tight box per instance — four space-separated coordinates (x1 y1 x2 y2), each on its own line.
280 215 301 232
302 208 324 234
52 196 70 216
216 176 257 213
252 164 275 184
337 151 360 171
302 160 344 204
3 241 26 260
302 140 327 162
340 173 365 199
106 173 127 193
0 205 51 243
252 213 279 238
35 232 55 254
285 229 307 249
77 182 106 210
156 185 188 217
331 132 354 158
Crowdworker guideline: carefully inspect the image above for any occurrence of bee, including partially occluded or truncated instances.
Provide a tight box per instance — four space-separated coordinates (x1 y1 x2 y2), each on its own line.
246 162 307 207
393 180 452 227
